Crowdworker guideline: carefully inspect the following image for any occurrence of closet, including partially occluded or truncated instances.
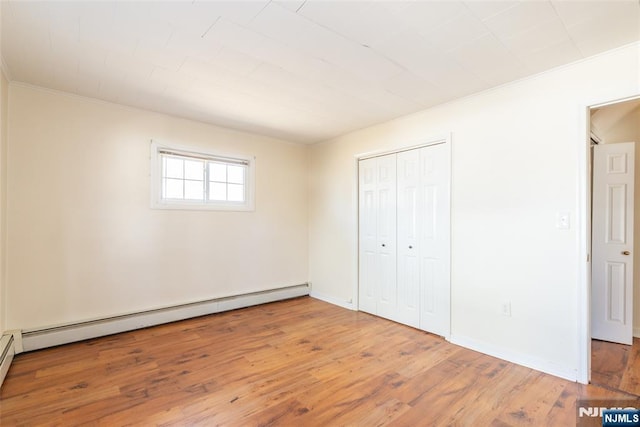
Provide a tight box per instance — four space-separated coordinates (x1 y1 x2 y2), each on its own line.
358 142 450 337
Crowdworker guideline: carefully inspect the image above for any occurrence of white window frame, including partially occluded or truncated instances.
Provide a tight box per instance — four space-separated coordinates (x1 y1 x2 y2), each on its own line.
150 140 255 211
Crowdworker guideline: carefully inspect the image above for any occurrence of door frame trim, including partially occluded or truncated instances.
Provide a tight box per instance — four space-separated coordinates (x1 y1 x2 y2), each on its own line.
356 136 449 161
579 94 640 384
354 133 452 339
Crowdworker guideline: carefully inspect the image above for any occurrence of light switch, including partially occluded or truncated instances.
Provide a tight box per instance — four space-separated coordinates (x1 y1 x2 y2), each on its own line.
557 212 570 230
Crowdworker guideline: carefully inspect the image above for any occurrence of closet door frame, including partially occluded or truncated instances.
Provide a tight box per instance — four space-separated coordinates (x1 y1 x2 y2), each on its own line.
355 135 451 339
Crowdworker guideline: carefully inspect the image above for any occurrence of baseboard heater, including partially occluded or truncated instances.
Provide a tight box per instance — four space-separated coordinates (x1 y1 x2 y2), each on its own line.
0 334 16 388
22 283 310 353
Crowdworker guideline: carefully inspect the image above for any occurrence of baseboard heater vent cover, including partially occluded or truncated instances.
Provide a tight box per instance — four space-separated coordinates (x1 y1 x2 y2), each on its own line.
22 283 310 352
0 334 16 389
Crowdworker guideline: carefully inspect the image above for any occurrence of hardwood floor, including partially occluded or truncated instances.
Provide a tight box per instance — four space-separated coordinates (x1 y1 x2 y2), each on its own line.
592 337 640 396
0 296 637 426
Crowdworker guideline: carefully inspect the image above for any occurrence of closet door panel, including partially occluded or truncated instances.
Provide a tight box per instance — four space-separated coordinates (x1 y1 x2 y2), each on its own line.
396 150 420 327
375 154 397 320
358 154 397 318
358 158 378 314
419 144 451 337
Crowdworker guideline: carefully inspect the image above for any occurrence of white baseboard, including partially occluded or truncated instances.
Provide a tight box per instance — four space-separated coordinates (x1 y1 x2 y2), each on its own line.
310 291 355 310
449 334 577 382
22 284 310 352
633 327 640 338
0 333 16 388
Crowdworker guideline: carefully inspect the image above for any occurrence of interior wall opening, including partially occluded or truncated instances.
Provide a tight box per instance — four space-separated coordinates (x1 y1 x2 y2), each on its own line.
589 97 640 394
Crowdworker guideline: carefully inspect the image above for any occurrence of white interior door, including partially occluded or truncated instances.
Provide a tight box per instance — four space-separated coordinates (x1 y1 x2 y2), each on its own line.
592 142 635 345
397 149 421 328
418 144 451 337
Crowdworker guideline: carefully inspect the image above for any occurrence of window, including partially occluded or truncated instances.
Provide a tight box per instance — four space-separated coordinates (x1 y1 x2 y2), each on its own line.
151 141 254 211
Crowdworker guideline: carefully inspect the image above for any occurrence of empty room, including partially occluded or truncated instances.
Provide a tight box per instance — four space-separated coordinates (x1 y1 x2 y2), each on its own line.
0 0 639 425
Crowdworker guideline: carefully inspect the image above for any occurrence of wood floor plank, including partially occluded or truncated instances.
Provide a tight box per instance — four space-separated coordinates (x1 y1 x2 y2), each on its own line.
592 337 640 396
490 371 567 426
446 362 537 426
0 297 636 426
619 340 640 395
591 338 628 390
545 384 580 427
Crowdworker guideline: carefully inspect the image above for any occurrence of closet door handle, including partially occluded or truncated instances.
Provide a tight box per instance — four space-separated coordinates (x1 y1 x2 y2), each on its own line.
381 243 386 247
408 245 413 249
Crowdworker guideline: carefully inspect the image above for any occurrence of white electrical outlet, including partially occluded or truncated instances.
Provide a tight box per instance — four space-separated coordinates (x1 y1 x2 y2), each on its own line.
501 302 511 317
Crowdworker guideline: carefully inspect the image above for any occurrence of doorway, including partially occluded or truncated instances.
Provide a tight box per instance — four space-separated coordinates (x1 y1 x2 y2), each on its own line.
589 97 640 395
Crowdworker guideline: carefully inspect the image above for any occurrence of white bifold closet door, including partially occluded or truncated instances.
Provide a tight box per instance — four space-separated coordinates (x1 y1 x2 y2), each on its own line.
359 143 450 337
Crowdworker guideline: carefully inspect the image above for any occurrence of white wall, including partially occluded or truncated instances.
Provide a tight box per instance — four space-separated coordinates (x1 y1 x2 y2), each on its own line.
6 84 308 331
308 43 640 380
0 70 7 335
592 103 640 334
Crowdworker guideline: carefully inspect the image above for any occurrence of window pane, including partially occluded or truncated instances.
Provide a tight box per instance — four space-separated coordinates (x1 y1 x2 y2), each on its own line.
227 165 245 184
164 157 183 179
184 159 204 180
184 180 204 200
209 162 226 182
164 178 183 199
209 182 226 200
228 184 245 202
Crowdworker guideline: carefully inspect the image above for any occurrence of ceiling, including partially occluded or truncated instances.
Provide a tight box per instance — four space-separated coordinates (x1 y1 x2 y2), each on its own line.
2 1 640 144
